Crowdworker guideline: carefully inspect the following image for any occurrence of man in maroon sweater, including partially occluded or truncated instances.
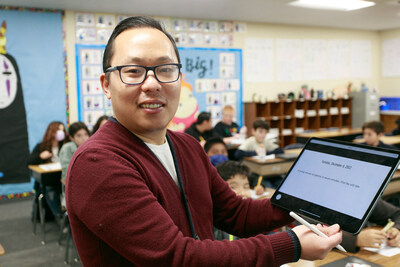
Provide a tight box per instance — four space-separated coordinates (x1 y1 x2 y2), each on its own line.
65 16 342 266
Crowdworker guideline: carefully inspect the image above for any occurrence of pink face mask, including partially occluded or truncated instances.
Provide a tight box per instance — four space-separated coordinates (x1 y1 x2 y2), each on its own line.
55 130 65 141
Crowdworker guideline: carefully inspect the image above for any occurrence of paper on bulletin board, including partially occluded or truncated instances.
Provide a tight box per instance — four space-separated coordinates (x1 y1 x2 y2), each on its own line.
382 38 400 77
276 39 302 82
351 40 371 78
303 39 327 80
244 38 273 82
327 40 351 79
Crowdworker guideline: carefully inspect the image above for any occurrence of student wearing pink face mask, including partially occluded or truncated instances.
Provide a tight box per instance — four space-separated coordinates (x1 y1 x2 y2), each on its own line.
29 121 67 220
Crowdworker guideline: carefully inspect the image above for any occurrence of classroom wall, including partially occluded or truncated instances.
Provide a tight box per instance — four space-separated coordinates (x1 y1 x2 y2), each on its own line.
64 11 383 123
379 28 400 97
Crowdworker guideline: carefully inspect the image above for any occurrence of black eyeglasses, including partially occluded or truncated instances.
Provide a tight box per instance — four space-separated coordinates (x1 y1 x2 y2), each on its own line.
105 63 182 85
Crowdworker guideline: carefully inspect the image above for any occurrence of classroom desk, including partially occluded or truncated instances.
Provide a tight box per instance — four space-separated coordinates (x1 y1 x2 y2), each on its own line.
296 128 362 144
29 163 62 187
242 151 300 177
353 135 400 148
383 170 400 197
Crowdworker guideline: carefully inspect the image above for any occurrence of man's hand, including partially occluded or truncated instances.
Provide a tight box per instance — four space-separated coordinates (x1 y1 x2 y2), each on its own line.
292 224 342 261
356 228 386 248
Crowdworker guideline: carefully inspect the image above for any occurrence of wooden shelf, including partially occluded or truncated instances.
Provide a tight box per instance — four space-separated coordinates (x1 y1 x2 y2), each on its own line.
244 98 353 147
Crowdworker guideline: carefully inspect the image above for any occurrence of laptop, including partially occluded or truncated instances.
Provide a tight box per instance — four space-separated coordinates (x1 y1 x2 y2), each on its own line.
271 137 400 234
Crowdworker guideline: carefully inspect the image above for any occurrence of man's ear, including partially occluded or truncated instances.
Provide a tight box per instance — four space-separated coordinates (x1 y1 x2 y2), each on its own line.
100 73 111 100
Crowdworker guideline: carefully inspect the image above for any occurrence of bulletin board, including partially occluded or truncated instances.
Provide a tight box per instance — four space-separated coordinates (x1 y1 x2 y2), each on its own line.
76 44 112 129
169 47 243 131
76 45 242 131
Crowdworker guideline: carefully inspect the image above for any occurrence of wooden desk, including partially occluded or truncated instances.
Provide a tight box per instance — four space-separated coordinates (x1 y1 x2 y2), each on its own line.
242 156 296 177
383 170 400 197
353 135 400 147
288 247 400 267
29 164 62 187
297 128 362 143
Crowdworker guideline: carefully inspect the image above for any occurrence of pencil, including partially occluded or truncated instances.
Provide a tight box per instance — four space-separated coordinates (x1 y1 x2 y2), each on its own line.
256 175 262 188
382 219 395 234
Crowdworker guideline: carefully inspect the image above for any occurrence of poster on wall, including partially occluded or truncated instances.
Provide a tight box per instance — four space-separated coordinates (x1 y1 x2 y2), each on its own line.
0 8 66 193
169 47 242 132
76 45 242 132
76 44 112 129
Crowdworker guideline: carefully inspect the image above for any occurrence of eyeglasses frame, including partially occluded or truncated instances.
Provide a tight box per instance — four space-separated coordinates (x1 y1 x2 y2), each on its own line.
105 63 182 85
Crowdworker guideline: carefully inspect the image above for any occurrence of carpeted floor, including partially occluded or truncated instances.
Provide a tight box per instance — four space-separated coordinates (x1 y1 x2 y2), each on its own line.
0 196 81 267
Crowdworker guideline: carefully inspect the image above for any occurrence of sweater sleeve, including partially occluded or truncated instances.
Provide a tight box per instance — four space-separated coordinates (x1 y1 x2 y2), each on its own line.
28 143 44 165
67 147 297 267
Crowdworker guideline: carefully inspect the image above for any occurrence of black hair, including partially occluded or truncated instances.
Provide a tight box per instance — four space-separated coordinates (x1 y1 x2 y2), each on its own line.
92 115 109 134
204 137 226 153
253 118 269 130
196 112 211 125
216 160 250 181
102 16 180 73
362 121 384 134
68 122 90 138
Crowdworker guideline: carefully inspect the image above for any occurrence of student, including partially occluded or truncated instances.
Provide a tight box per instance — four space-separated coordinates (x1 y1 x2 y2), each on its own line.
361 121 397 149
204 137 229 166
66 16 342 266
184 111 219 145
29 121 67 219
235 119 283 160
92 115 109 135
60 122 90 180
214 105 240 139
214 161 252 241
341 199 400 252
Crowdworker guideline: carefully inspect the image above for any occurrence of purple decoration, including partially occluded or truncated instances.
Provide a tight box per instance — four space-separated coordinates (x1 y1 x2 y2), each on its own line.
6 79 10 97
3 60 8 70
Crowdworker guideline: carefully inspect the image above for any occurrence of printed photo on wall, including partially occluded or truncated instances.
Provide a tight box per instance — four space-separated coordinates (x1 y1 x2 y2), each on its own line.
189 20 203 32
174 32 188 45
80 49 102 64
204 34 219 46
75 13 95 27
206 93 220 105
221 92 237 106
172 18 188 31
76 28 96 43
97 29 113 43
189 33 203 45
96 14 116 28
206 106 222 120
204 21 219 33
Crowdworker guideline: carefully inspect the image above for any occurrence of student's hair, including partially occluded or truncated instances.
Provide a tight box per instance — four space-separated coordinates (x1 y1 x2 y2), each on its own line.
102 16 180 73
68 122 90 138
204 137 226 153
92 115 109 134
222 105 234 114
40 121 66 152
362 121 384 134
196 112 211 125
253 119 270 130
216 160 250 181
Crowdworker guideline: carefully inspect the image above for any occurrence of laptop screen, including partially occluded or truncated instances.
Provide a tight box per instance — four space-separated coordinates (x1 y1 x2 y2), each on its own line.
271 138 400 234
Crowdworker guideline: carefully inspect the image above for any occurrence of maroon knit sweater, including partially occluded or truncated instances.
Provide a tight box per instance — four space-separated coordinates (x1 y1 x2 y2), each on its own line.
65 120 297 266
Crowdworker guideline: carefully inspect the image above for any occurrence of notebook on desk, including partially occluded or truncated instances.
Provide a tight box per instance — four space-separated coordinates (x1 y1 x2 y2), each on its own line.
271 137 400 234
275 153 298 160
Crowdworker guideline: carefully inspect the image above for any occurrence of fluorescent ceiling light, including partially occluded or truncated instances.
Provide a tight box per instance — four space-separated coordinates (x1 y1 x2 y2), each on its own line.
289 0 375 11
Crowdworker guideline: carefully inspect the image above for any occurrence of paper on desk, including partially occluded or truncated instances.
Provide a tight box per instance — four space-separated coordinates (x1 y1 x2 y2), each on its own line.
38 162 61 171
252 154 275 161
363 243 400 257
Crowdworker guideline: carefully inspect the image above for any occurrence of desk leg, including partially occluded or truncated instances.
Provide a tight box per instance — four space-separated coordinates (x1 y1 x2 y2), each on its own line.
38 194 46 245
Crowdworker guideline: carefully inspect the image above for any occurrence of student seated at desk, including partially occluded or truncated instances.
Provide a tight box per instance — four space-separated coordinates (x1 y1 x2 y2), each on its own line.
234 119 283 160
184 111 219 146
204 137 229 166
362 121 397 150
214 105 247 144
91 115 109 135
341 199 400 252
59 122 90 209
28 121 67 220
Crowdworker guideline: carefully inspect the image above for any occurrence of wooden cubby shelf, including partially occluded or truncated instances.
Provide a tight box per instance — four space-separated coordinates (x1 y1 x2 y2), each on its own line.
244 98 353 147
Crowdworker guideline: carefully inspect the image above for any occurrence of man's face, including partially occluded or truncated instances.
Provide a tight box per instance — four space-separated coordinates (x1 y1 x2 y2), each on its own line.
363 128 381 147
253 128 268 144
227 174 251 199
101 28 181 137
